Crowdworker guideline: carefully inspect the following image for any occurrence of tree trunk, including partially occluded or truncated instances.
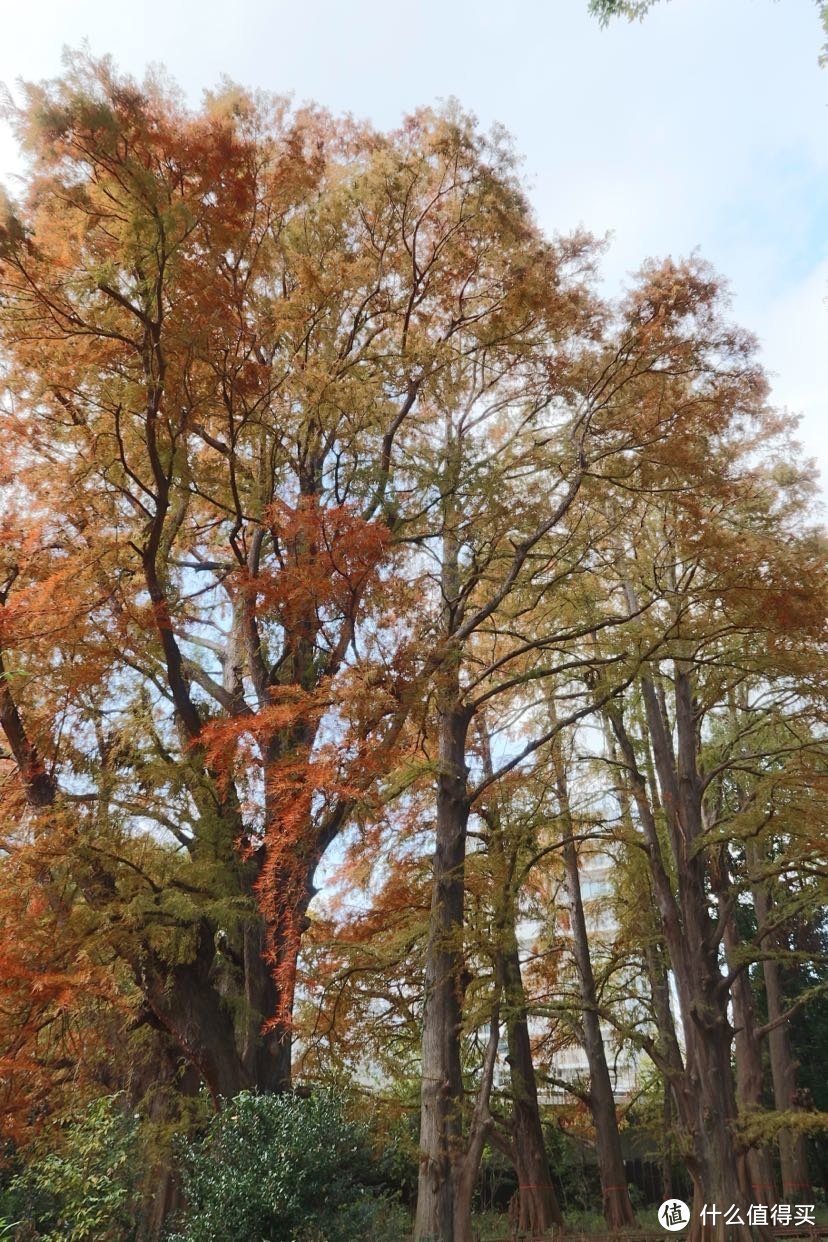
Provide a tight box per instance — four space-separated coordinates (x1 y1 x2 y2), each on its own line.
719 880 778 1203
747 842 811 1201
137 1059 202 1239
501 937 563 1233
240 913 293 1092
613 734 685 1208
661 1077 674 1201
140 920 247 1104
684 1018 757 1242
415 699 472 1242
641 940 689 1202
477 713 562 1237
764 963 811 1201
0 669 282 1107
659 667 754 1241
553 741 636 1229
607 687 757 1242
451 1010 500 1242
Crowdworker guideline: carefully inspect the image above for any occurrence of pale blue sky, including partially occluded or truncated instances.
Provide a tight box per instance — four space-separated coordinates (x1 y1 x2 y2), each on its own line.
2 0 826 492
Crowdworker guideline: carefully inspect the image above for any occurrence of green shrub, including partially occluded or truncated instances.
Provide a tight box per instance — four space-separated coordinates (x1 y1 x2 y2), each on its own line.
370 1103 420 1208
5 1094 142 1241
167 1089 404 1242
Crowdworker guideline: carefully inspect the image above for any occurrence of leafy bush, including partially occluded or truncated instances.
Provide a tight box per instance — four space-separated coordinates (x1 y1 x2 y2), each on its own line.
4 1094 142 1241
370 1100 420 1208
167 1089 405 1242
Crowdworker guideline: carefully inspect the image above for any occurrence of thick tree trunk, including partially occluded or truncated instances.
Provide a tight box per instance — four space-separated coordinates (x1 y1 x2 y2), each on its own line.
684 1008 756 1242
140 920 247 1103
641 941 747 1242
0 673 274 1105
137 1059 202 1239
415 700 472 1242
660 670 754 1240
240 914 293 1091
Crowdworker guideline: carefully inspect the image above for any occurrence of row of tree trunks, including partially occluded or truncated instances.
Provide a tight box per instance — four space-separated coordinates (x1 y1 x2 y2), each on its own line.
725 689 811 1202
611 668 812 1227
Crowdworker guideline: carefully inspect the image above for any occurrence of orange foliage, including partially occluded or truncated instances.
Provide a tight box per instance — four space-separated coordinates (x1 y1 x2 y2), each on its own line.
0 841 127 1146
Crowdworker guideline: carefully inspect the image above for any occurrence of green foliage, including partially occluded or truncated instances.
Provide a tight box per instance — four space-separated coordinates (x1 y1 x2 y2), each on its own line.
588 0 657 23
475 1141 518 1216
589 0 828 63
167 1089 405 1242
369 1102 420 1208
789 927 828 1112
543 1122 601 1214
4 1095 142 1241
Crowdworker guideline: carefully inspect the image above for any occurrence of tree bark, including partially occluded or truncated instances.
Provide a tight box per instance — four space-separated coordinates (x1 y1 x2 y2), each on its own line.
415 698 472 1242
140 920 247 1104
240 913 293 1092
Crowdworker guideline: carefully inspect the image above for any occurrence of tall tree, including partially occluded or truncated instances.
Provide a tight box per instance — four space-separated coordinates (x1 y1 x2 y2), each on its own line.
548 720 638 1229
473 720 563 1237
411 278 603 1241
595 388 828 1239
0 57 576 1109
412 252 776 1239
